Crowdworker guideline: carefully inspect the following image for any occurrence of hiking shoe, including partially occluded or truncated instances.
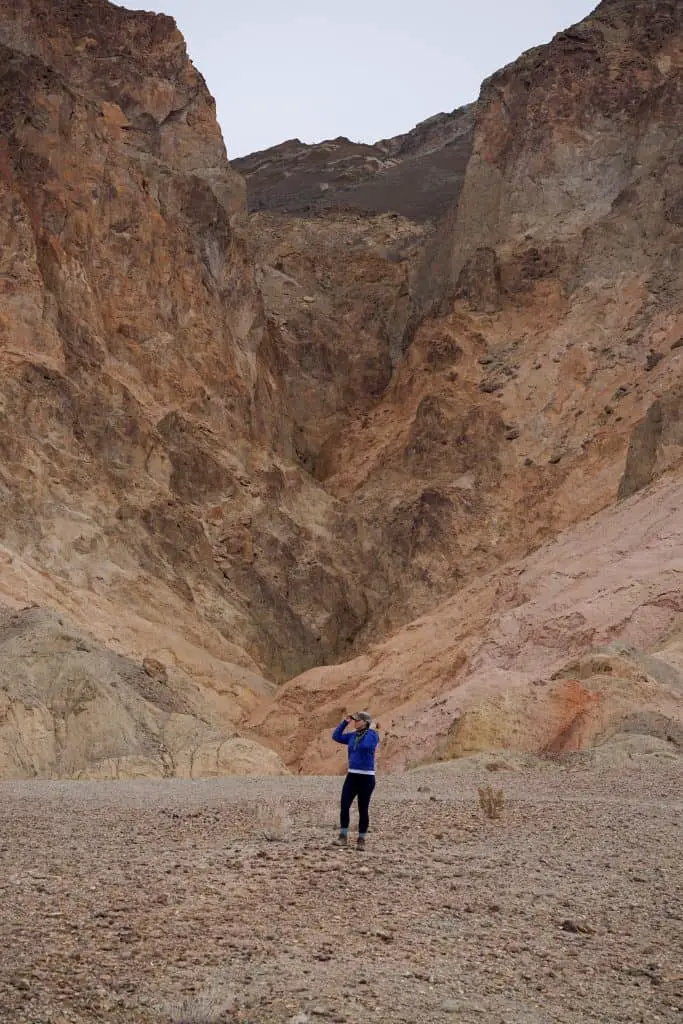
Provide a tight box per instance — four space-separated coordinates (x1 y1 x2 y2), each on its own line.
333 832 348 847
356 836 366 851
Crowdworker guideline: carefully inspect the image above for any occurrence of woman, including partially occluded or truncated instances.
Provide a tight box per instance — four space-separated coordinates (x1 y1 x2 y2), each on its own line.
331 712 379 849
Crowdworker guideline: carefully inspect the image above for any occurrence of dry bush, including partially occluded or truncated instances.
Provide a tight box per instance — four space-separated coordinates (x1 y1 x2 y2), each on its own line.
537 747 578 766
163 980 235 1023
255 796 291 841
478 784 505 820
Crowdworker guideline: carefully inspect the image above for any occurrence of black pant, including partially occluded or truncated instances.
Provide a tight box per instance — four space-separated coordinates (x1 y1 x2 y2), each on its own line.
340 773 376 835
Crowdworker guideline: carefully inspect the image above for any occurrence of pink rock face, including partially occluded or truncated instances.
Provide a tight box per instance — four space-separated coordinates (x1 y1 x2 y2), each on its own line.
252 474 683 772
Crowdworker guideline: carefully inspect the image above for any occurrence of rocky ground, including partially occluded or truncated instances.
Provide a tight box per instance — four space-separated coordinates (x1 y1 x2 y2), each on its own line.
2 746 681 1024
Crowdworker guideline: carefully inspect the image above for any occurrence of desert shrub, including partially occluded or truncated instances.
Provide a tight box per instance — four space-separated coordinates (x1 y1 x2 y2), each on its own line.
255 796 291 841
163 980 235 1023
478 784 505 820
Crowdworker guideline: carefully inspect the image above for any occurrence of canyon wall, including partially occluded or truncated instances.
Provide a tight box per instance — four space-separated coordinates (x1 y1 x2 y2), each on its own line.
0 0 680 776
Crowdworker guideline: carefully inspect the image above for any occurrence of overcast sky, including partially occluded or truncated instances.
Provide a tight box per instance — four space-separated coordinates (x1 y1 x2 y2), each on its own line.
122 0 598 158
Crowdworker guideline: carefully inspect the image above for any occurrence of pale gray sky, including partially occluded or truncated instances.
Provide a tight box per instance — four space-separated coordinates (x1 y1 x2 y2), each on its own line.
122 0 598 157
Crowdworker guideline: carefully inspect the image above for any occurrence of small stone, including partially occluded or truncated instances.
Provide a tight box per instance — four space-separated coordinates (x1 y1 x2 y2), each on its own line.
671 337 683 350
302 295 316 303
504 428 520 440
645 350 663 371
548 453 563 464
560 918 595 935
142 656 168 683
441 999 463 1013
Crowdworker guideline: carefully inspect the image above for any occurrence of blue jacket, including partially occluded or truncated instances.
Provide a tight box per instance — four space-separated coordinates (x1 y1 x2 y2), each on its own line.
332 721 379 773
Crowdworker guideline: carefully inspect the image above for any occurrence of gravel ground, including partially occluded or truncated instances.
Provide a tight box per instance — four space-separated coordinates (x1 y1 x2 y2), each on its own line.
1 748 682 1024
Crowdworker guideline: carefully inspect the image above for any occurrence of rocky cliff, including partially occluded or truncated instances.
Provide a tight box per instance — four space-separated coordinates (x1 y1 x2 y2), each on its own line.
245 0 683 766
0 0 681 778
0 0 377 775
246 0 683 641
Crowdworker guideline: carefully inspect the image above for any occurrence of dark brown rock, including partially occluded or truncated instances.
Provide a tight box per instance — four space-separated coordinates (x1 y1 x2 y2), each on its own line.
142 657 168 684
618 387 683 499
455 247 502 313
234 106 475 223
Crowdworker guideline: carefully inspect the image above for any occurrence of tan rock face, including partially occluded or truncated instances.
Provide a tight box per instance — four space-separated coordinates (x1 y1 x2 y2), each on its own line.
0 605 287 779
0 0 681 777
0 0 382 704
